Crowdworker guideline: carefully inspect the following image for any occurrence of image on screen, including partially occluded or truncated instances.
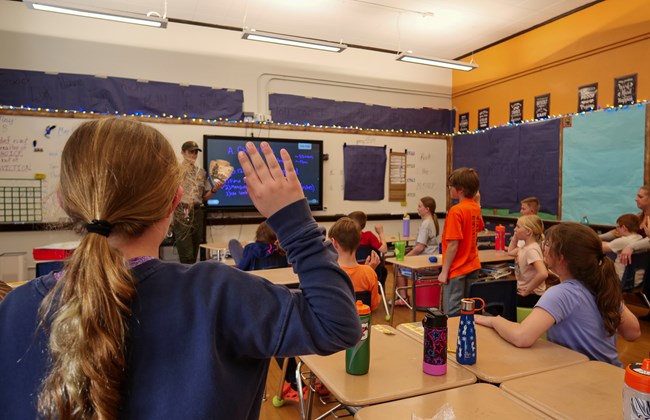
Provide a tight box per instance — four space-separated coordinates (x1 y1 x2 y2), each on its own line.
203 135 323 212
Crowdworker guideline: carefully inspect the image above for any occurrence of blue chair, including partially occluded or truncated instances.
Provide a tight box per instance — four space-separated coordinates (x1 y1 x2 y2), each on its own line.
470 279 517 322
355 245 390 319
622 252 650 308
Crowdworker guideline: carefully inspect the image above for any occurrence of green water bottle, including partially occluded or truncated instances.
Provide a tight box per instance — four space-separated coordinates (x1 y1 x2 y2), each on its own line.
346 300 371 375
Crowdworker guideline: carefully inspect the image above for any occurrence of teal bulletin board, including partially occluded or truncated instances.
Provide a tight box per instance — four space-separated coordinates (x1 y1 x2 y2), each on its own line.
562 104 646 224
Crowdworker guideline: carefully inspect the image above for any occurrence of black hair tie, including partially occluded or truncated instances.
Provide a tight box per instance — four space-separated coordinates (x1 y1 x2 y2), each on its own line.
86 219 113 237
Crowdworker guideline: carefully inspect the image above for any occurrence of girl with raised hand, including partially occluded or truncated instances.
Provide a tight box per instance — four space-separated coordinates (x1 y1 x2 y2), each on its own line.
0 118 360 419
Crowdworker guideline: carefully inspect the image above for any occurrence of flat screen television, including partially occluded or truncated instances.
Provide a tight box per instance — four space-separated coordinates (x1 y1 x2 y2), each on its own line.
203 135 324 212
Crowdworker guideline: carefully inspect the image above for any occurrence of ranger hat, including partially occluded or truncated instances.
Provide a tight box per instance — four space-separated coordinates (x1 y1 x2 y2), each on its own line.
182 141 202 152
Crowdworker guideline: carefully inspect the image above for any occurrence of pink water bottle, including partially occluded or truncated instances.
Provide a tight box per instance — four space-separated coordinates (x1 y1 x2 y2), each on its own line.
423 308 448 376
495 225 506 251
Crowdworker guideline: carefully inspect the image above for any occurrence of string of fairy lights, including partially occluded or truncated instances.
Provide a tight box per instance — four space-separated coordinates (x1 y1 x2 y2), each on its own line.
1 99 647 138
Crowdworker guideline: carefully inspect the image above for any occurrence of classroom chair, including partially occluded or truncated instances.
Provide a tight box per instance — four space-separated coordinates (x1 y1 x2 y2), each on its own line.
470 279 517 322
355 245 390 320
516 306 547 340
622 252 650 308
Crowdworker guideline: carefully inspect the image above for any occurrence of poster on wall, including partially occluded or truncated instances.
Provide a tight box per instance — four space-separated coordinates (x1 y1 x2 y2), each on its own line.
534 94 550 119
577 83 598 112
459 113 469 132
509 100 523 123
388 150 406 202
614 74 637 106
478 108 489 130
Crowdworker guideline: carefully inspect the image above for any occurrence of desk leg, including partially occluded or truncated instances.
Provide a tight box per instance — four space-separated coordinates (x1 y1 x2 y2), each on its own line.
296 360 315 420
411 271 417 322
389 265 398 325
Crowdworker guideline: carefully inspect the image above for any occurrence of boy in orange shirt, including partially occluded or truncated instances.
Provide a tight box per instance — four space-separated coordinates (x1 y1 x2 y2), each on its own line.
328 217 381 311
439 167 485 316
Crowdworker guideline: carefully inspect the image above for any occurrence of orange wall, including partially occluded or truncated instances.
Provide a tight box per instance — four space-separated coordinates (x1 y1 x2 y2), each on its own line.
452 0 650 131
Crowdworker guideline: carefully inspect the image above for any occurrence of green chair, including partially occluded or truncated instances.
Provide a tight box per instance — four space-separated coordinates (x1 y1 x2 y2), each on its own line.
516 307 546 340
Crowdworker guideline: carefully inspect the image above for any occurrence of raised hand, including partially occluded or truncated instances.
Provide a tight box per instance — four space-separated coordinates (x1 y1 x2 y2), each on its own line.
238 142 304 218
365 250 380 270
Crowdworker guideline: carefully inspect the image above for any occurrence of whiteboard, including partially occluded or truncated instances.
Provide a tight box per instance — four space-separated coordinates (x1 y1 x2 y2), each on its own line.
0 113 448 223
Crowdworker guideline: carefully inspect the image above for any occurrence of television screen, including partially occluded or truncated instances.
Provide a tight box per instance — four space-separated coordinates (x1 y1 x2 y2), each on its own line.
203 135 323 212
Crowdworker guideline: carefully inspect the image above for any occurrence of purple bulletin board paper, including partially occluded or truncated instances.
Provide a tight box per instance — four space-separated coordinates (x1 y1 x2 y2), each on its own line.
343 145 387 201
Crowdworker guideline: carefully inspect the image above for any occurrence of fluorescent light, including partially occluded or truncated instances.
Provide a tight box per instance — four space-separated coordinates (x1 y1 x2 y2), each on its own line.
24 0 168 28
242 29 346 53
397 53 478 71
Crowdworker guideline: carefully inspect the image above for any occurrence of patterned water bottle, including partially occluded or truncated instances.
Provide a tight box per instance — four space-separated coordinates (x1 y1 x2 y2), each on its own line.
456 297 485 365
422 308 448 376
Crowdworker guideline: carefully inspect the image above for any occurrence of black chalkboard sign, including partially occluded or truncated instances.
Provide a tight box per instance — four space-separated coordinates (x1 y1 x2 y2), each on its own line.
459 113 469 132
510 100 523 123
577 83 598 112
614 74 637 106
535 94 550 119
478 108 489 130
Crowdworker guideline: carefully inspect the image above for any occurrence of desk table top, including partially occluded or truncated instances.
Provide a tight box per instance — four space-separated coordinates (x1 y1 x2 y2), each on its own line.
500 361 622 420
300 325 475 407
250 266 298 286
385 249 513 269
354 383 547 419
397 317 588 384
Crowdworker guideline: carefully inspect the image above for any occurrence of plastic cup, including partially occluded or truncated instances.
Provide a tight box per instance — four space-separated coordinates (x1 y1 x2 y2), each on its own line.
395 241 406 261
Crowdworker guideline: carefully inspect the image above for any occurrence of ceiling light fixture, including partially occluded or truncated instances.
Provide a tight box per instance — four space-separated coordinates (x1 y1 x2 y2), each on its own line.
242 29 346 53
23 0 168 28
397 53 478 71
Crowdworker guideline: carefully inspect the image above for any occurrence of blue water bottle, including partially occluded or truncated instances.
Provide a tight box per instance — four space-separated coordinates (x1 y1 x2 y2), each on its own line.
456 297 485 365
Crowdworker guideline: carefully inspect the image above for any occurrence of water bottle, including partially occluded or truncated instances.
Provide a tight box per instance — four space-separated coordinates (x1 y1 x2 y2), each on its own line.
402 214 410 238
422 308 448 376
456 297 485 365
580 215 590 226
346 300 371 375
495 224 506 251
624 358 650 418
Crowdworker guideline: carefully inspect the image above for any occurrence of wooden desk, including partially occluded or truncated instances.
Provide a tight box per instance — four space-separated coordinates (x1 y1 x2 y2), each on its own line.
385 249 514 322
385 235 416 243
355 383 547 419
397 317 588 384
500 361 622 419
251 266 298 286
299 325 475 419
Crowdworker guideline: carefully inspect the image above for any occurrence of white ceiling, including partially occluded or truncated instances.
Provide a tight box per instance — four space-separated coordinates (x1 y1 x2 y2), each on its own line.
33 0 599 60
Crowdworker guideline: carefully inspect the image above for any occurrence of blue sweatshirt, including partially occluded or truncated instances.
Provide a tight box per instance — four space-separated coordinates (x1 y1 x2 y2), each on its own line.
0 199 360 419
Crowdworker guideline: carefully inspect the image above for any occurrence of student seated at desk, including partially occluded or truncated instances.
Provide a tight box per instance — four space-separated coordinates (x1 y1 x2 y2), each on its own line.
394 196 440 306
476 222 641 367
328 217 381 311
601 213 643 287
348 210 388 254
507 196 540 256
511 215 548 308
236 221 289 271
0 119 361 419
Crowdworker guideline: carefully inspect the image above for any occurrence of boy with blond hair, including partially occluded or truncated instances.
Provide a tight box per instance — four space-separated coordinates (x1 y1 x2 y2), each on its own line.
520 197 540 215
439 167 485 316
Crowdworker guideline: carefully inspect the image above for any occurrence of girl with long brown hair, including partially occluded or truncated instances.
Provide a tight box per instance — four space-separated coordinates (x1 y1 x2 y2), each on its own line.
0 118 360 419
476 222 640 366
